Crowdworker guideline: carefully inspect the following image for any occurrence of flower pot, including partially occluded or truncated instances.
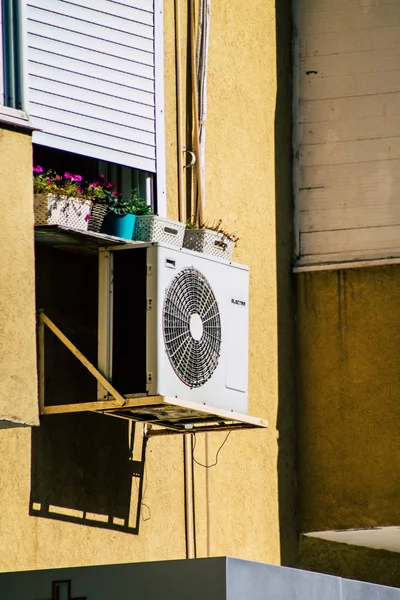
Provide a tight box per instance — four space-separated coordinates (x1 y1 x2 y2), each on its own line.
88 204 108 233
34 193 92 232
101 213 136 240
133 215 186 247
183 228 235 260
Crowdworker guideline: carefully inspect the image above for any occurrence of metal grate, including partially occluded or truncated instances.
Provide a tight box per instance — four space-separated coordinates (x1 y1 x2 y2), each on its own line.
163 267 221 388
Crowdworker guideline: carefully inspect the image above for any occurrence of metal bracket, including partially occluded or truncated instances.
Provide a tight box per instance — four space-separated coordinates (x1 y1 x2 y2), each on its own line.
38 310 268 435
38 310 126 412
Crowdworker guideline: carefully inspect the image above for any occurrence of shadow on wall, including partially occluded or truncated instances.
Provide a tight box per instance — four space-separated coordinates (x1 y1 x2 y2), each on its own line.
300 536 400 588
274 0 298 566
30 414 148 535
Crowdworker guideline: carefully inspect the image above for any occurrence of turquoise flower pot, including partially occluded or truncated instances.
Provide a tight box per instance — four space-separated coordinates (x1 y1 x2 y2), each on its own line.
101 213 136 240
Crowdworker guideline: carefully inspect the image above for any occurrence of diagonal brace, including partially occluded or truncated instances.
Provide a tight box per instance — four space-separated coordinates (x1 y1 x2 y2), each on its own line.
39 310 126 407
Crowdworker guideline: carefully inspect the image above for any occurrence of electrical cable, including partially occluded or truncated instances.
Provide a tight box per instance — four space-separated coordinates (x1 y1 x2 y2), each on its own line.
192 431 232 468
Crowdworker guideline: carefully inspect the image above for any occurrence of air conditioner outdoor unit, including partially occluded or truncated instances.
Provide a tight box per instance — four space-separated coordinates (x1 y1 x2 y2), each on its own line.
98 243 249 414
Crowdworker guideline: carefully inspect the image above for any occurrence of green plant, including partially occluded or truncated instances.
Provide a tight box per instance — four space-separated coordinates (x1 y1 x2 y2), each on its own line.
107 189 152 216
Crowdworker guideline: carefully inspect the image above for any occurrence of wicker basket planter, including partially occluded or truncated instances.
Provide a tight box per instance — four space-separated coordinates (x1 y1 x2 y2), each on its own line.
34 193 92 232
133 215 186 247
183 228 235 260
88 203 108 233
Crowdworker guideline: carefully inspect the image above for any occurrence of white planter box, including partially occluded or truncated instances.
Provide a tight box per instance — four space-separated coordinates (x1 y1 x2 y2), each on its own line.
183 228 235 260
34 193 92 231
133 215 186 247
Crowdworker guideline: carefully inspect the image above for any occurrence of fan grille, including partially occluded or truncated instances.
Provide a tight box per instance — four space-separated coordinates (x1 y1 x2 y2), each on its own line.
163 267 221 388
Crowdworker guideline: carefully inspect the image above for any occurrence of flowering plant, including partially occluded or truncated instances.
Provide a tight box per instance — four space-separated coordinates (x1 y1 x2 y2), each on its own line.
33 166 119 204
33 166 150 216
33 166 85 198
84 174 119 205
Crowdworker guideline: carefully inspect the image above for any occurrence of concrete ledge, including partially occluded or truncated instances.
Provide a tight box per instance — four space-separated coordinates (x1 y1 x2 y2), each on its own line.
1 557 400 599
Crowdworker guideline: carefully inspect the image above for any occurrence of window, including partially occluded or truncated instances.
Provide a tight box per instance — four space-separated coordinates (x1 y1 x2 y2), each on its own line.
33 145 156 213
1 0 22 109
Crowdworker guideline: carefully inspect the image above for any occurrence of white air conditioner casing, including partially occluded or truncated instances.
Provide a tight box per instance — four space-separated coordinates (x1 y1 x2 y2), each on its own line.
98 243 249 414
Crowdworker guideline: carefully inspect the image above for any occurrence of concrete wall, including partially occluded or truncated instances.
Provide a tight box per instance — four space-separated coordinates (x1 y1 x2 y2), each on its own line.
297 266 400 535
0 127 38 427
2 557 400 600
0 0 296 572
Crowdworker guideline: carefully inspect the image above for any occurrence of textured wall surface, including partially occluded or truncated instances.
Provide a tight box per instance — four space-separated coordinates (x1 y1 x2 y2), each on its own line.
297 266 400 533
0 0 295 573
165 0 294 565
300 537 400 590
0 128 38 427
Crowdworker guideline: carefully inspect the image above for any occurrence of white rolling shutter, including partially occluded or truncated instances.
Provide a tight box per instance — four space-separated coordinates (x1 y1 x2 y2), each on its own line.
294 0 400 267
27 0 158 172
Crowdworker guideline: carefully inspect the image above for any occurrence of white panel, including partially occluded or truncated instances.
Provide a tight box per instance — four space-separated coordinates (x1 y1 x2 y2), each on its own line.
29 64 154 106
225 290 248 394
27 19 154 66
29 77 154 120
154 245 249 414
30 90 154 134
37 0 154 25
29 48 154 93
33 131 156 171
32 118 155 159
30 104 155 146
300 226 400 262
28 0 158 173
29 37 154 80
294 0 400 266
28 0 154 37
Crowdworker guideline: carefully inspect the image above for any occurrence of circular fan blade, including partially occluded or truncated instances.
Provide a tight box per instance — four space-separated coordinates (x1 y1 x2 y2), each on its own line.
162 267 221 388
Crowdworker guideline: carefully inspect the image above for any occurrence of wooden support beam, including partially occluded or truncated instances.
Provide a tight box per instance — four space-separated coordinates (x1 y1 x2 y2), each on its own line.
39 311 126 407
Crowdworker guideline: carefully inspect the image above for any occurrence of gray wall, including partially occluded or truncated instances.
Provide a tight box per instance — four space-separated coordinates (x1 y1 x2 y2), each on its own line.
226 558 400 600
1 557 400 599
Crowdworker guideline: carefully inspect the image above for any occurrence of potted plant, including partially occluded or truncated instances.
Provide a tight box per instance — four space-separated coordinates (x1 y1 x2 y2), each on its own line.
183 219 239 260
101 190 152 240
33 166 93 231
85 174 119 233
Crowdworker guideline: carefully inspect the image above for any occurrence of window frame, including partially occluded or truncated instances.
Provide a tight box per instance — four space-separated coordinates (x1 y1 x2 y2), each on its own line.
0 0 34 130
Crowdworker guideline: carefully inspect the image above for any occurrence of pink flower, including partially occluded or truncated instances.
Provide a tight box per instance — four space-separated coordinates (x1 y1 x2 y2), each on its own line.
77 187 83 194
113 191 118 197
85 214 91 222
91 182 99 188
33 166 43 174
73 174 83 182
55 175 61 181
64 172 73 180
46 178 52 184
99 174 105 179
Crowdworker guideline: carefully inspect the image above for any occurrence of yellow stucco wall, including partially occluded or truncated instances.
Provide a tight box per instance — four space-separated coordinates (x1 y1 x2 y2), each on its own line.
0 0 296 572
297 266 400 533
0 128 38 427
